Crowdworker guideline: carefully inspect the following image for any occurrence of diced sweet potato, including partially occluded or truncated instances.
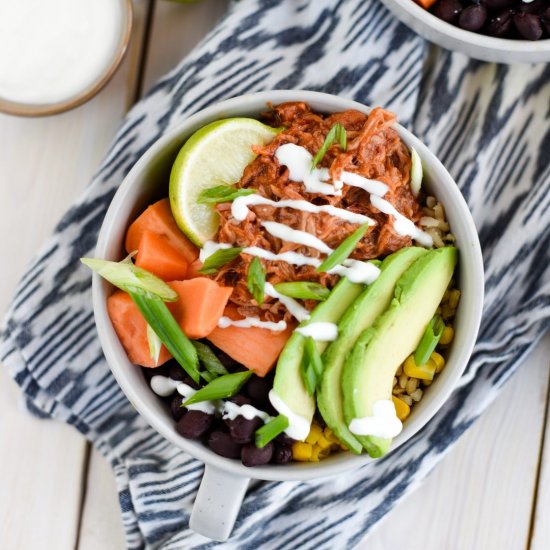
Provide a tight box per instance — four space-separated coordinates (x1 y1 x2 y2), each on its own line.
135 230 188 281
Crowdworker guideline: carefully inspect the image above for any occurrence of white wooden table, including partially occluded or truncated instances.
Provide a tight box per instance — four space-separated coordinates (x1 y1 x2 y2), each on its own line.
1 2 549 548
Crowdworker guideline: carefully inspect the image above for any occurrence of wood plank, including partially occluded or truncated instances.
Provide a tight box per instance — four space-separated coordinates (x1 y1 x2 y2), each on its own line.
0 2 150 548
529 333 550 550
78 448 127 550
362 333 550 550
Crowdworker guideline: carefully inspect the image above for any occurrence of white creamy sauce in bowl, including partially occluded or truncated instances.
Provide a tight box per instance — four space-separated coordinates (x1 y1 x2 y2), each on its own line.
0 0 123 105
218 315 288 332
269 390 311 441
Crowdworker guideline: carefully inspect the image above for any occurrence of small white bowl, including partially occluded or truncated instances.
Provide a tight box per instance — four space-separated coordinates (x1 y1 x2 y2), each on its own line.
92 90 484 541
381 0 550 64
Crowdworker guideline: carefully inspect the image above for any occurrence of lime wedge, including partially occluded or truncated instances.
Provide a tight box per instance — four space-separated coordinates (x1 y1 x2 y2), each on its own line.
169 118 279 246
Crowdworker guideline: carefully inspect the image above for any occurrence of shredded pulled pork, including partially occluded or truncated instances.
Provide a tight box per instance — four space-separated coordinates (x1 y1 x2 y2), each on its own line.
212 102 422 322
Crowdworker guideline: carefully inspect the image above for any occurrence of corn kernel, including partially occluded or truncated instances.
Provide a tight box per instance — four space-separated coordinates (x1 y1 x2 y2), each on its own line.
430 351 446 373
448 289 461 310
323 427 339 444
392 396 410 421
292 442 313 461
439 326 454 345
305 424 323 445
317 435 332 450
403 355 435 380
310 445 321 462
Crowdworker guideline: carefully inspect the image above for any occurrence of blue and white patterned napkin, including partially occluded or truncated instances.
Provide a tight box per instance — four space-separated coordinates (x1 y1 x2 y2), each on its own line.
2 1 549 548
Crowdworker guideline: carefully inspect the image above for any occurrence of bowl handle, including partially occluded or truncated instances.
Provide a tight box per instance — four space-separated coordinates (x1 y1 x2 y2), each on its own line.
190 464 250 541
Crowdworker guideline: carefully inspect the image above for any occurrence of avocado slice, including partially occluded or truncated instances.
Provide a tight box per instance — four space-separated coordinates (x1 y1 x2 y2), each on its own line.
342 246 458 458
317 247 428 454
271 276 364 440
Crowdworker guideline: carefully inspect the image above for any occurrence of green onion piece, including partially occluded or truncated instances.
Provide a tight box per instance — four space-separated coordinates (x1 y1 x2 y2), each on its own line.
198 185 257 205
183 370 252 406
255 415 289 448
304 337 324 378
81 257 178 302
316 223 370 273
146 324 162 366
414 314 445 366
311 123 347 170
300 337 324 395
273 281 330 301
199 247 243 275
247 257 265 305
410 147 423 197
200 371 216 383
192 341 229 377
130 292 200 383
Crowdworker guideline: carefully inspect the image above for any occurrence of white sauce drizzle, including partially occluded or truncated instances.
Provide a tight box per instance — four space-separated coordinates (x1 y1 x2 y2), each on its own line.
150 376 218 414
330 259 381 284
222 401 271 423
264 282 310 322
275 143 341 196
218 316 287 332
150 375 272 422
370 195 433 247
269 390 311 441
201 241 381 286
231 194 372 225
295 322 338 341
340 171 388 197
262 221 332 254
348 399 403 439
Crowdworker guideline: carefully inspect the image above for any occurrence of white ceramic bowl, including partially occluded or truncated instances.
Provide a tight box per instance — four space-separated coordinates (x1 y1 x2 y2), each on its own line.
381 0 550 64
92 90 484 541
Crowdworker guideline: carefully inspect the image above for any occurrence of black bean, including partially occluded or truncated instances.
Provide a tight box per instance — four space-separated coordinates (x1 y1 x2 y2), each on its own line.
434 0 463 24
518 0 546 15
483 0 516 9
543 8 550 34
272 444 293 465
275 433 295 447
208 431 242 458
514 12 543 40
486 9 514 37
171 394 185 421
141 364 170 381
241 442 274 467
225 415 263 444
459 5 488 31
245 376 272 405
176 410 213 439
169 363 186 381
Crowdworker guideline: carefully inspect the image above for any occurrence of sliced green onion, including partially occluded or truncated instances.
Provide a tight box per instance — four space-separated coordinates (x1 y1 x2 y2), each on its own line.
130 292 200 383
410 147 423 197
311 123 347 170
414 314 445 366
183 370 252 406
247 257 265 305
316 223 370 273
300 337 323 396
146 324 163 366
273 281 330 301
81 257 178 302
199 247 243 275
200 371 216 383
192 341 229 377
198 185 256 205
255 415 289 448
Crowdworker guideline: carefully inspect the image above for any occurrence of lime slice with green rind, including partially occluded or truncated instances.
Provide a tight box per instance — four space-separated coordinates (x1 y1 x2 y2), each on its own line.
169 118 279 246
